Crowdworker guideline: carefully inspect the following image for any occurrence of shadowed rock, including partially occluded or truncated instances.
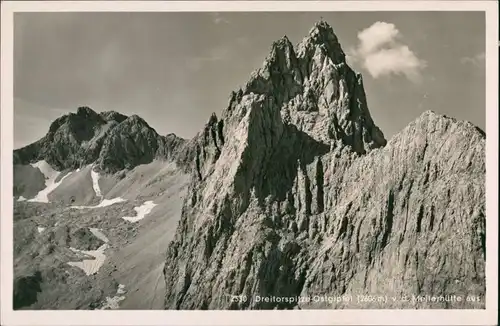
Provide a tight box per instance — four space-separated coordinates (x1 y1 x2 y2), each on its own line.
13 271 43 309
13 107 190 175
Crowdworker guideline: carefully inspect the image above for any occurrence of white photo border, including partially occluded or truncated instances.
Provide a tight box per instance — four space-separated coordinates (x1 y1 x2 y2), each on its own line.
1 1 498 325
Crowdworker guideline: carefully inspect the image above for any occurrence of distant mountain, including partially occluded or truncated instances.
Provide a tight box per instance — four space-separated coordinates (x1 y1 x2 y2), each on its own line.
12 21 485 310
13 106 190 174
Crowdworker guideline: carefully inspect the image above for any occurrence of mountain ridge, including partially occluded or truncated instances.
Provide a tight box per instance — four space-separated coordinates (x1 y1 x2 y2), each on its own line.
158 22 485 309
13 106 191 174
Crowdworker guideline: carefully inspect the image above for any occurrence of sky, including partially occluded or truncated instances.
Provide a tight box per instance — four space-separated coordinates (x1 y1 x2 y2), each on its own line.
14 11 485 149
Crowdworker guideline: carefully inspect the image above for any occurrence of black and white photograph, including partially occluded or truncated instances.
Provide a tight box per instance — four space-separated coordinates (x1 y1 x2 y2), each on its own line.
1 1 498 325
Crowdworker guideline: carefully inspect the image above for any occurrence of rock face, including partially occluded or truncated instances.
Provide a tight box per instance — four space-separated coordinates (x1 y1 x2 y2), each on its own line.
13 107 189 174
13 271 43 310
12 107 194 309
162 21 486 309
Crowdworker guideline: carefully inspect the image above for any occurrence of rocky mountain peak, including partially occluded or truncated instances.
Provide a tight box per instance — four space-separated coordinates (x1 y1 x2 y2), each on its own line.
413 109 486 134
14 106 188 174
99 110 128 123
297 20 346 65
163 50 485 311
231 21 386 153
119 114 154 131
268 36 295 61
401 109 486 143
307 20 340 44
76 106 99 118
127 114 146 123
416 109 449 122
409 110 477 131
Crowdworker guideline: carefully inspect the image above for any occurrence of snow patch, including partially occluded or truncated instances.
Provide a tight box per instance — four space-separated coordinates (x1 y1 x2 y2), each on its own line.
91 168 102 197
31 160 59 179
100 284 127 310
70 197 126 209
122 201 157 223
28 161 72 203
89 228 109 243
96 198 127 207
116 284 126 295
37 227 46 233
67 244 108 275
17 196 27 202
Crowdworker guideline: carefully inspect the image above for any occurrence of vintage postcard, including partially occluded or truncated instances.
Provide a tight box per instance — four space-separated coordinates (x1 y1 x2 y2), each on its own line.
1 1 498 325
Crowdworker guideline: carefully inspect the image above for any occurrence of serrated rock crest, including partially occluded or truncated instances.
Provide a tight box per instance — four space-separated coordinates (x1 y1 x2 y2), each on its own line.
14 107 189 174
162 21 485 309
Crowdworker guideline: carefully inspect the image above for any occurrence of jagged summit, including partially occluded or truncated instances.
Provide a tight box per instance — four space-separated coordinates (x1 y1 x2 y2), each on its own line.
297 20 346 65
76 106 98 117
13 106 187 173
274 35 293 46
405 110 486 142
305 20 341 45
269 35 294 54
265 36 297 72
99 110 128 123
160 22 485 310
258 20 346 77
418 109 447 121
407 109 485 134
227 21 386 154
124 114 151 127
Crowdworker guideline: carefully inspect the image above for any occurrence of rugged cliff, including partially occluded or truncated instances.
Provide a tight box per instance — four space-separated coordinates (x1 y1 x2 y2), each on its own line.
162 21 485 309
13 107 190 174
13 108 193 309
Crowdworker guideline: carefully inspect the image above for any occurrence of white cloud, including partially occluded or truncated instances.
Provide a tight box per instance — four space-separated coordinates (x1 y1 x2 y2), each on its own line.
350 21 426 82
345 50 357 66
357 21 400 55
461 52 485 66
364 46 426 82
